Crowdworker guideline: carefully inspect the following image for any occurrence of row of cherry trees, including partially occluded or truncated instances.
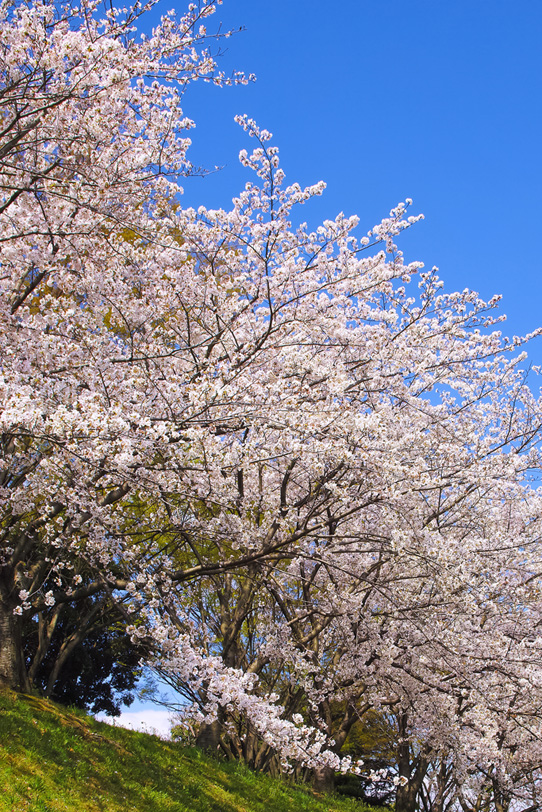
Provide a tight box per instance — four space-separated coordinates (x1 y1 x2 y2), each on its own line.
2 0 542 808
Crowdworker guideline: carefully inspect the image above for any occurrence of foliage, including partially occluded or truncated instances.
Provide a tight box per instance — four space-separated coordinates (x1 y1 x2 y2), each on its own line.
22 598 145 715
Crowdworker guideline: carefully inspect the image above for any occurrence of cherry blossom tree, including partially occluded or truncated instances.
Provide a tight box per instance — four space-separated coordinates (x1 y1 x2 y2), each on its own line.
147 122 542 789
0 0 241 690
3 0 542 791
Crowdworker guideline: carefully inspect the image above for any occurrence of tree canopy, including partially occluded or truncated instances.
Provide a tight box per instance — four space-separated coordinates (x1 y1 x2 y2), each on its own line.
2 1 542 808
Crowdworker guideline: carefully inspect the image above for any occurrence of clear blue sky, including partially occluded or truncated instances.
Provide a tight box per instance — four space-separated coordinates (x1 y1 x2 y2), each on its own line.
174 0 542 365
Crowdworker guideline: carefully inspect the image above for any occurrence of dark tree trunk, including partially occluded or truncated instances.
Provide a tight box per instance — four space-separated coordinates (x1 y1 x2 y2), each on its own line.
309 697 361 795
491 778 510 812
397 779 420 812
312 764 335 794
430 759 450 812
0 599 28 691
196 720 222 753
395 713 429 812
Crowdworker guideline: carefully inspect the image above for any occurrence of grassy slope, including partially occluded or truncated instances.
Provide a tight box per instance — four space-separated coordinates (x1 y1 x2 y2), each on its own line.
0 689 376 812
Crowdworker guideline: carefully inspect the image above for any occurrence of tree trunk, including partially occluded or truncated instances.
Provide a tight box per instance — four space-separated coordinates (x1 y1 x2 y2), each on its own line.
430 759 450 812
395 713 429 812
28 607 61 685
0 600 27 690
312 764 335 794
492 778 510 812
196 720 222 753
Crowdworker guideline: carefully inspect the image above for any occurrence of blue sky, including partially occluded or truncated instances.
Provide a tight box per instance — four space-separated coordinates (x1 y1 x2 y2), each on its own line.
176 0 542 364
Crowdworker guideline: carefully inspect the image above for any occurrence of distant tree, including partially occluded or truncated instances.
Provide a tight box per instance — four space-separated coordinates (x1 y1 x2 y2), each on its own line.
22 593 147 715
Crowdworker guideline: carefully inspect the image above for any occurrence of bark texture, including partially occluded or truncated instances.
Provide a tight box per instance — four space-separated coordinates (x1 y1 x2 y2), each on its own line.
196 720 222 753
0 600 26 690
312 764 335 794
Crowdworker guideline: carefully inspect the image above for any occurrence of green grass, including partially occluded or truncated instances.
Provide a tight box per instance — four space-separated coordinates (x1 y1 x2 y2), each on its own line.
0 689 379 812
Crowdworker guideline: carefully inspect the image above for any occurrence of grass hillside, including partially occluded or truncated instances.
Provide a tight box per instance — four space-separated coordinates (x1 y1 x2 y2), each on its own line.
0 689 379 812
